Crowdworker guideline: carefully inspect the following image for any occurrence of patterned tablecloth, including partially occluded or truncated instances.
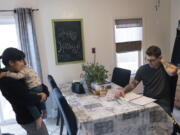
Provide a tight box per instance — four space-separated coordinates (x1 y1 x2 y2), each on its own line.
60 83 173 135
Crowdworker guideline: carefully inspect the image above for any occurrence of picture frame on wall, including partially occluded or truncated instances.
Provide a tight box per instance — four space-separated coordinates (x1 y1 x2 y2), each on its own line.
52 19 85 65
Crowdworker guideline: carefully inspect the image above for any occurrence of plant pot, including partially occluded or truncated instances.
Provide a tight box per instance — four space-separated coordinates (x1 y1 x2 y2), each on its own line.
91 89 108 96
91 82 103 90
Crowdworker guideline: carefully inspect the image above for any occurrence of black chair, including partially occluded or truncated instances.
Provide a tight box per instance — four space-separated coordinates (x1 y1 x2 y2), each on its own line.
48 75 58 89
47 75 62 126
167 74 180 135
111 67 131 87
169 74 178 113
172 118 180 135
51 87 64 135
52 88 78 135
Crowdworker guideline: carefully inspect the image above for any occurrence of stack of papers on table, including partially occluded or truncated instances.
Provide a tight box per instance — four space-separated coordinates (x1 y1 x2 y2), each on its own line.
120 92 156 106
119 92 142 102
130 96 156 105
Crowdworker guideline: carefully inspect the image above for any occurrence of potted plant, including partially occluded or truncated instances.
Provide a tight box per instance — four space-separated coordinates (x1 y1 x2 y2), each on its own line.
82 63 108 90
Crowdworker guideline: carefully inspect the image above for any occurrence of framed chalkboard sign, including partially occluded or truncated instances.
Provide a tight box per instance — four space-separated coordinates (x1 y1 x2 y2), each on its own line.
52 19 85 65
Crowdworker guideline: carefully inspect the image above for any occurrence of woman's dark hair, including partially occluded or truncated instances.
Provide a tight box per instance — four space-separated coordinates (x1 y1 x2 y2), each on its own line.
146 46 161 58
0 47 25 67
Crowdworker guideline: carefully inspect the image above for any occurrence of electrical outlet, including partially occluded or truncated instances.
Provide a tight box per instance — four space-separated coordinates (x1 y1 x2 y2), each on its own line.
92 48 96 54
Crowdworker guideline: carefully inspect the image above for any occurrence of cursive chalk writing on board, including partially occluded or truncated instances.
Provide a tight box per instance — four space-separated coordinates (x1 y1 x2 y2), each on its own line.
57 30 78 41
53 20 84 63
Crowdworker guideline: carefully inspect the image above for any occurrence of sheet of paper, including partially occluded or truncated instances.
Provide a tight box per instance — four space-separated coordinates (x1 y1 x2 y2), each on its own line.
105 89 156 106
120 92 142 102
105 89 116 100
130 96 156 106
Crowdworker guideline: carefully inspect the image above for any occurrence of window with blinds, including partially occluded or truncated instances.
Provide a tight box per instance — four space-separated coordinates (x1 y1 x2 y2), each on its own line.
114 18 143 74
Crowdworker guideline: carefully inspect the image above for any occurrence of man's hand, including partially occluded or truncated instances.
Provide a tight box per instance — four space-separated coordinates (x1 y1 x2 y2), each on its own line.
39 93 47 102
35 116 43 129
160 57 178 76
115 89 125 98
0 72 7 79
160 57 165 64
114 80 139 98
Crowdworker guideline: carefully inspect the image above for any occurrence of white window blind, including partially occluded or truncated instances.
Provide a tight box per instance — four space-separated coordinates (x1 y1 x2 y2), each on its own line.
115 18 143 53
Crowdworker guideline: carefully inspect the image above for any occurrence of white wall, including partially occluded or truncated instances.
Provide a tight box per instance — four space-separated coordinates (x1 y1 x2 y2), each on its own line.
0 0 171 117
34 0 171 83
0 0 171 85
170 0 180 56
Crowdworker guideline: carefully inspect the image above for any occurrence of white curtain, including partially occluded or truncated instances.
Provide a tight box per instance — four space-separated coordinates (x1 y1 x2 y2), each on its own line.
14 8 43 80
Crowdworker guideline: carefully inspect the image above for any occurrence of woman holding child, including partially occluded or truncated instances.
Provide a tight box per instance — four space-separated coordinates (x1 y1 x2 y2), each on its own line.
0 48 49 135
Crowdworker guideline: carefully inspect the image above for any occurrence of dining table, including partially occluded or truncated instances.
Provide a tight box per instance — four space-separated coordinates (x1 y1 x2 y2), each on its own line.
60 82 173 135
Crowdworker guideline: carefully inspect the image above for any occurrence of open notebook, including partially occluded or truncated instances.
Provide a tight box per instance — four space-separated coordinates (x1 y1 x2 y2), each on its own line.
120 92 156 106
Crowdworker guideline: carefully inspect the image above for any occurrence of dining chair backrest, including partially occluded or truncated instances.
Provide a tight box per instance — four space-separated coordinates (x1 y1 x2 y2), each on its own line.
169 74 178 113
52 88 78 135
48 75 58 89
111 67 131 87
48 74 63 95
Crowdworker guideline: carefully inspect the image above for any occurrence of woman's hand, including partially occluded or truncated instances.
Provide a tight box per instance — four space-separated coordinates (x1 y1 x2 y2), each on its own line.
39 93 47 102
0 72 7 79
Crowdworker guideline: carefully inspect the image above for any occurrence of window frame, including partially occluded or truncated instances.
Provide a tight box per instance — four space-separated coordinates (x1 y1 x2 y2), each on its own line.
113 18 143 75
115 50 142 75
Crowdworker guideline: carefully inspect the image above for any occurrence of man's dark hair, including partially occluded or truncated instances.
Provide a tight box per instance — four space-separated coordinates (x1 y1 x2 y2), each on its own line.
0 47 25 67
146 46 161 58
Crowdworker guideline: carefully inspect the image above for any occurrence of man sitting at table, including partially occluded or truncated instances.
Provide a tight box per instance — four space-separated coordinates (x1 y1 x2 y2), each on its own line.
115 45 177 115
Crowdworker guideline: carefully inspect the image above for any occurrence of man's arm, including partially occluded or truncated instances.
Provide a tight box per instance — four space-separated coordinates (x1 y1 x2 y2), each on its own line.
115 80 140 98
161 58 178 76
115 65 143 98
